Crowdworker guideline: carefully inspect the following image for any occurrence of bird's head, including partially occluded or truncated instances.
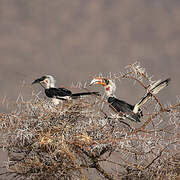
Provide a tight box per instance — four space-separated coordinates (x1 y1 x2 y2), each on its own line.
32 75 56 89
89 77 116 97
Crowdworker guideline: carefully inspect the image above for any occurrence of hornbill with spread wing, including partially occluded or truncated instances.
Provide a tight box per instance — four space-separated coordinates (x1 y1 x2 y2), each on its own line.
32 75 100 105
89 77 170 122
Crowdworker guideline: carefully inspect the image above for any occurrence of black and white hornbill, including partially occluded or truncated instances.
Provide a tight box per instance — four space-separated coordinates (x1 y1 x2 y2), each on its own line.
32 75 100 105
89 77 170 122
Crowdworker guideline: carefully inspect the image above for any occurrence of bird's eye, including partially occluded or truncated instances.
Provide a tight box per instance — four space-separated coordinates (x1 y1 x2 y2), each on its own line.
104 79 109 85
44 79 49 84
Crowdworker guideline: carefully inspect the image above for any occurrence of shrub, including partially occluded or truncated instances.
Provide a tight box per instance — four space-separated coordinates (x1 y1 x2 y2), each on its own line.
0 62 179 180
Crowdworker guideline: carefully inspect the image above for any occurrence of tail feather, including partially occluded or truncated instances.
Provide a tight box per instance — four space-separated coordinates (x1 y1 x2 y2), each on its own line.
149 78 171 94
71 92 100 99
133 78 170 113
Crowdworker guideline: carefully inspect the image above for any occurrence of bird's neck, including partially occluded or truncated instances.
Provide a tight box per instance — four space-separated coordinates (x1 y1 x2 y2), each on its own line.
104 84 116 97
49 83 55 88
45 82 55 89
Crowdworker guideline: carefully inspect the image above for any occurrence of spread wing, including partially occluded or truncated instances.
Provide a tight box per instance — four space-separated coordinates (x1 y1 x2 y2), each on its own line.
108 97 140 122
45 88 72 99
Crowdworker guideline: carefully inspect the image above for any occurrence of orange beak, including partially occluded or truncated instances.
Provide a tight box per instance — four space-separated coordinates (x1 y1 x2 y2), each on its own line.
89 78 107 86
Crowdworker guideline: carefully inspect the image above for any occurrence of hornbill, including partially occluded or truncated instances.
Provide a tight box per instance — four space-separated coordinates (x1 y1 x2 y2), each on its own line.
89 77 170 122
32 75 100 105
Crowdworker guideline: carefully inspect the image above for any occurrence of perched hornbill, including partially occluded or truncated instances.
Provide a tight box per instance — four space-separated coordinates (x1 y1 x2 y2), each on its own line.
32 75 100 105
89 77 170 122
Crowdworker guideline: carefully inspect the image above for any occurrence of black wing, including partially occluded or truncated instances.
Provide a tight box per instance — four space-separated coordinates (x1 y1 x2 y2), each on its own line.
108 97 140 122
108 97 134 112
45 88 72 99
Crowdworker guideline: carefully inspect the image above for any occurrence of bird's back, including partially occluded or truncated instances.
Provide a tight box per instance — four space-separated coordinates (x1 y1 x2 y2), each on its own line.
45 88 72 98
108 97 141 122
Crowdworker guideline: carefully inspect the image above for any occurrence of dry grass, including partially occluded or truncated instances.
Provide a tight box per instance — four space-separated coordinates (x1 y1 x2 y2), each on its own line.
0 62 179 180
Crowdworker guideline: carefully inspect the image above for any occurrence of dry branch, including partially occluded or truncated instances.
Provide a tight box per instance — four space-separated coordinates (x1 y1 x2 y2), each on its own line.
0 62 179 180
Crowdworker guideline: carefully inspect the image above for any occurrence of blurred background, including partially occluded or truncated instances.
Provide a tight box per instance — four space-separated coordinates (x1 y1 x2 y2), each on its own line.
0 0 180 178
0 0 180 112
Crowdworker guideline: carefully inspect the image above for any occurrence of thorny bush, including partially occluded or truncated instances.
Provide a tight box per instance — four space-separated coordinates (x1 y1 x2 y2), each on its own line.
0 62 179 180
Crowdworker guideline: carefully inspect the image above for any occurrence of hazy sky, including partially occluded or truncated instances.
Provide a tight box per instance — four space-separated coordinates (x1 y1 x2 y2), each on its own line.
0 0 179 111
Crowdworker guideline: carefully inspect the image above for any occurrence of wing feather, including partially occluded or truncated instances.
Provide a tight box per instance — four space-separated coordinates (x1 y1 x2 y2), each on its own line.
45 88 72 99
108 97 140 122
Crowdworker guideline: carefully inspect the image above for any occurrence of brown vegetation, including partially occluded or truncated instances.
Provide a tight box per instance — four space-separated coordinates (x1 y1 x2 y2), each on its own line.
0 63 179 179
